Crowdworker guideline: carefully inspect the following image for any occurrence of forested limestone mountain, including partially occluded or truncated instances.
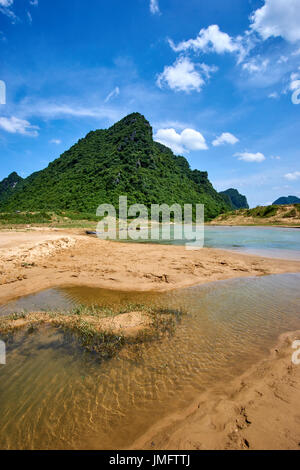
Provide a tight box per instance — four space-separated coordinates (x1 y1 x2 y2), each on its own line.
219 188 249 210
0 171 23 204
0 113 230 220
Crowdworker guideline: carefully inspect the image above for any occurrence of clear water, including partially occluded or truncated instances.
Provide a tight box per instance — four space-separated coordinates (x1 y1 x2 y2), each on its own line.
0 273 300 449
116 225 300 259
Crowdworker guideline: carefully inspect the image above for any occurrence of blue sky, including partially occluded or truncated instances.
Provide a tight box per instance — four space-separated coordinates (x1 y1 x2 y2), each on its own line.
0 0 300 207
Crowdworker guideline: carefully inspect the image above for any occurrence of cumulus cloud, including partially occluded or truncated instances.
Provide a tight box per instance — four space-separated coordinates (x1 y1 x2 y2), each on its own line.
50 139 62 145
212 132 239 147
169 24 243 57
0 116 39 136
157 57 217 93
242 58 269 74
235 152 266 162
284 171 300 180
154 128 208 154
250 0 300 43
150 0 160 15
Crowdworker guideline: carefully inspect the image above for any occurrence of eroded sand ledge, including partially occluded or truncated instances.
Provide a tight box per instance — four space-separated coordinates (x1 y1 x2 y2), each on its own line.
0 228 300 305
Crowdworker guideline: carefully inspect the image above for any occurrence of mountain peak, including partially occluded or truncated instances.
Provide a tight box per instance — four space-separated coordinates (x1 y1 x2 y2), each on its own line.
273 195 300 205
0 113 230 219
109 112 152 138
219 188 249 209
8 171 21 180
0 171 23 204
113 112 151 127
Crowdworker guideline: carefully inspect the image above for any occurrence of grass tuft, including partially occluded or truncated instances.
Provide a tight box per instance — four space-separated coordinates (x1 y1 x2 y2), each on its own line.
0 304 185 362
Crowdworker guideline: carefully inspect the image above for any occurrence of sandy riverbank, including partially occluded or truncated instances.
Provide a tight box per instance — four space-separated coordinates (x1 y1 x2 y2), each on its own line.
0 228 300 304
0 228 300 450
131 330 300 450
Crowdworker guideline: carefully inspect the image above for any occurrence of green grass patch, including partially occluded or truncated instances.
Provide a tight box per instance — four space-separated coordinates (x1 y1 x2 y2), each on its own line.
0 304 185 362
245 205 278 218
282 208 297 218
0 211 52 225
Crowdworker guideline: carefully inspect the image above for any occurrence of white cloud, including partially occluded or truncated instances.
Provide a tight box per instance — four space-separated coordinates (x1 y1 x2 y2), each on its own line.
153 120 191 131
50 139 62 145
0 0 13 6
268 92 279 99
27 11 32 23
235 152 266 162
20 101 123 122
284 171 300 181
250 0 300 43
154 128 208 154
30 0 38 5
169 24 243 56
0 0 16 21
150 0 160 15
271 155 281 160
242 58 269 74
157 57 216 93
104 86 120 103
290 72 300 90
0 116 39 136
212 132 239 147
277 55 288 64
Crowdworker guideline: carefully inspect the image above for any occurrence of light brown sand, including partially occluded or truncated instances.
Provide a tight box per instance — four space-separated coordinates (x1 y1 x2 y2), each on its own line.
0 228 300 304
131 330 300 450
1 229 300 450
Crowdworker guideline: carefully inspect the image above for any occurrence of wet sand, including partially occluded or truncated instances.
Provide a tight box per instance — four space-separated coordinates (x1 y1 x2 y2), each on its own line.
1 229 300 450
131 330 300 450
0 228 300 305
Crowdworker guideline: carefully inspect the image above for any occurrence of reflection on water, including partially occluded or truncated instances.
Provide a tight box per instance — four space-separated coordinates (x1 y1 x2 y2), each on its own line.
0 274 300 449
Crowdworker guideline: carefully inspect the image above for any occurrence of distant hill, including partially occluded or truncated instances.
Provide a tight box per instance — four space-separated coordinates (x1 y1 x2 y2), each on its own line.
273 195 300 205
219 188 249 210
0 172 23 204
0 113 230 220
211 203 300 226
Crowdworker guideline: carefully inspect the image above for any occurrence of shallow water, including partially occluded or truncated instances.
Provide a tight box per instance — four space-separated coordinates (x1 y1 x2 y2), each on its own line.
117 225 300 259
0 273 300 449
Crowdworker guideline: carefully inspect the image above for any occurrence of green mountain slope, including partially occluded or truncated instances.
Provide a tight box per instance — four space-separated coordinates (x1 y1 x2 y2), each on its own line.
0 113 230 220
219 188 249 209
0 172 23 204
